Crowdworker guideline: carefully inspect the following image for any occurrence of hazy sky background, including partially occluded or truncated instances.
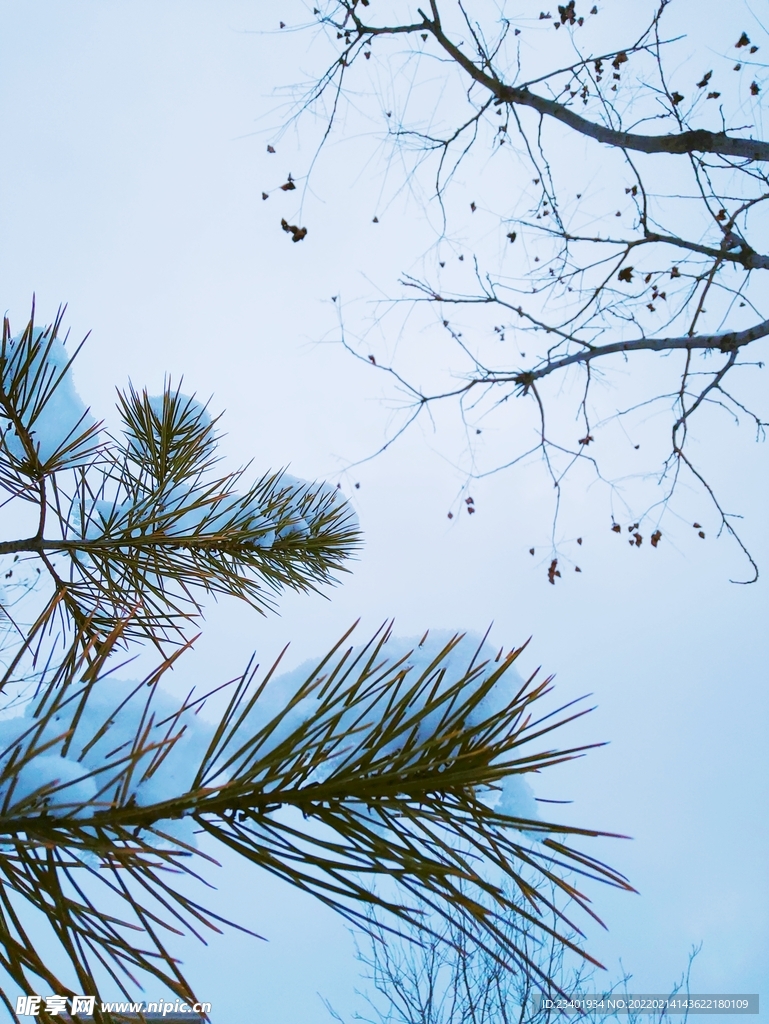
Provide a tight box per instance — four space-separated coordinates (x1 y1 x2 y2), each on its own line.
0 2 767 1021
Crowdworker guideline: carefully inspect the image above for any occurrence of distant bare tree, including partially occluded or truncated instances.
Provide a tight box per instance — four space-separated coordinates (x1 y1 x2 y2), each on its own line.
271 0 768 581
325 889 699 1024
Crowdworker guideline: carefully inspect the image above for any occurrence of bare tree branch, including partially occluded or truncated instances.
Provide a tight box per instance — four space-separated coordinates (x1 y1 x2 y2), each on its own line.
275 0 769 580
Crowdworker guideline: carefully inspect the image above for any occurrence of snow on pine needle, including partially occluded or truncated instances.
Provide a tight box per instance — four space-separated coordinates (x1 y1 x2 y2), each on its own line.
0 308 360 649
233 629 542 826
0 630 537 841
0 310 100 480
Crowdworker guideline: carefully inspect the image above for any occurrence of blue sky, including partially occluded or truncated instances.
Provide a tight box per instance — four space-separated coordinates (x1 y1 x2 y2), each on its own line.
0 2 767 1020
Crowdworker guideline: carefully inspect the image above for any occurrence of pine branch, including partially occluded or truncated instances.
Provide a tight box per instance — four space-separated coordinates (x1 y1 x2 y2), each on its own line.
0 620 631 1004
0 310 630 1011
0 317 361 646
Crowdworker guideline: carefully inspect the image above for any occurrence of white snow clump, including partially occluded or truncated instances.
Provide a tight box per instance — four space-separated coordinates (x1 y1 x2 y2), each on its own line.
1 328 96 467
